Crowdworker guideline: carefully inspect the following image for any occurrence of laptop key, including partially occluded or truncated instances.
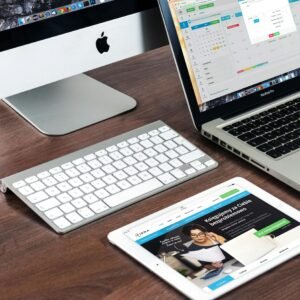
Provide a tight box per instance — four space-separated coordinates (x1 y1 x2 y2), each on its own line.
277 136 290 144
286 142 300 151
266 150 282 159
238 133 256 141
269 139 282 148
247 137 268 147
257 143 273 152
276 146 292 155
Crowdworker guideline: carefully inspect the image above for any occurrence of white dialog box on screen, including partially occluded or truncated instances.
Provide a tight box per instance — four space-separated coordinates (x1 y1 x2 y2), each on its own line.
239 0 297 44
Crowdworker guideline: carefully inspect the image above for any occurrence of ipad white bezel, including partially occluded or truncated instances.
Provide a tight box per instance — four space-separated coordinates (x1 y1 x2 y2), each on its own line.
108 177 300 300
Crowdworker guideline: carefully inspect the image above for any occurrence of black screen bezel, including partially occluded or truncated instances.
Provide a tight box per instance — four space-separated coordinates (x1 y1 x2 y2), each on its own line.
158 0 300 130
0 0 157 52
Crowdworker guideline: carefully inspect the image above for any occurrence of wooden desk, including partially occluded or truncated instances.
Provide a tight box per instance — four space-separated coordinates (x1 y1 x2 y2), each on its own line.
0 46 299 300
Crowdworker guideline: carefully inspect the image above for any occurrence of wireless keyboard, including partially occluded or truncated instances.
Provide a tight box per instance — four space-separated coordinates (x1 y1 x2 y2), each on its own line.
0 121 218 233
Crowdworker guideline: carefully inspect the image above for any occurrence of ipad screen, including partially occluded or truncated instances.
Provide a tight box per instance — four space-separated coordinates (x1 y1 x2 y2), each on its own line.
124 182 300 294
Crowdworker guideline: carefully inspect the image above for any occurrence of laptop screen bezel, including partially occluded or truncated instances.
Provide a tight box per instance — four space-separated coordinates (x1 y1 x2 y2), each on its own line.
158 0 300 130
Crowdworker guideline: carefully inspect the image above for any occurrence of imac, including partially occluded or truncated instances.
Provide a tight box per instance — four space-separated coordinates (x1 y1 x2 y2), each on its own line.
0 0 167 135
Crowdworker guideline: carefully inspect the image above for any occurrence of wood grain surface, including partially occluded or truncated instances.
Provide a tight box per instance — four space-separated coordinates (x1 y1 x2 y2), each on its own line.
0 46 299 300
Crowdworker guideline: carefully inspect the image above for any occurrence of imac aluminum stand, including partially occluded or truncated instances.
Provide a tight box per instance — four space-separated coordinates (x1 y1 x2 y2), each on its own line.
3 74 137 136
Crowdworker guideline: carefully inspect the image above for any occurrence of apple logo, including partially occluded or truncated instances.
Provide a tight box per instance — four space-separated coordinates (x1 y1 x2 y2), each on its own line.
96 32 110 54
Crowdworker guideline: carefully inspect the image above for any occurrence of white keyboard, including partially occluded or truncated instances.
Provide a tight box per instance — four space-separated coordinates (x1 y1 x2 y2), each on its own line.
0 121 218 233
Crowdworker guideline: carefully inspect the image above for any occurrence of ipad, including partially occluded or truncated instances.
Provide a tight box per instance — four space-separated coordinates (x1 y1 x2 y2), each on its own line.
108 178 300 299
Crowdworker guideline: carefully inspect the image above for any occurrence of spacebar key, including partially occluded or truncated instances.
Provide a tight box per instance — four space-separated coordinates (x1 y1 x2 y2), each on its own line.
103 179 163 207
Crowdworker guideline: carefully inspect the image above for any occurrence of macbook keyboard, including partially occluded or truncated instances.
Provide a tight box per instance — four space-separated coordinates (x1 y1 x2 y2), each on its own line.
1 121 217 234
223 98 300 159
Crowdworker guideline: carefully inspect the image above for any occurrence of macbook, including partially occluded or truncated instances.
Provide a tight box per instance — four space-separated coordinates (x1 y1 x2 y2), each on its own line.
158 0 300 191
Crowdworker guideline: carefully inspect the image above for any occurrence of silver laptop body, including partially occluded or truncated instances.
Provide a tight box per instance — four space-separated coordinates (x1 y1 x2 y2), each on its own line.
158 0 300 191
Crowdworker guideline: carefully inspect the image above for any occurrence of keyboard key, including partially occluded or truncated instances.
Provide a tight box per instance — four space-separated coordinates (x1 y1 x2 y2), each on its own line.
36 198 60 211
65 168 80 178
138 171 153 181
68 188 84 198
117 141 129 148
160 130 178 140
117 180 132 190
37 171 50 179
102 164 117 174
138 133 150 140
144 148 158 157
60 203 75 213
159 163 173 172
76 164 92 174
266 150 282 158
90 169 105 178
57 182 72 192
149 167 163 177
128 176 142 185
94 189 110 199
119 147 134 156
27 191 48 203
123 156 138 166
91 179 106 189
103 175 117 185
98 155 113 165
45 187 60 197
107 145 118 152
247 137 267 147
140 140 154 148
150 136 164 144
109 151 124 161
83 194 99 204
124 166 138 176
135 162 148 172
61 162 74 170
79 173 94 183
205 160 217 167
114 170 128 180
45 207 63 220
13 180 26 189
156 154 169 163
171 169 186 179
71 198 87 209
84 154 96 161
180 150 204 164
158 126 169 132
79 184 95 194
175 146 189 155
25 176 38 184
78 207 95 219
169 158 183 168
286 142 299 151
73 158 85 165
103 179 163 207
257 143 273 153
148 129 159 136
95 149 107 157
53 217 71 229
57 193 72 203
66 212 83 224
158 173 176 185
238 133 256 141
49 167 62 174
276 146 292 155
31 181 46 192
185 168 196 175
43 177 58 187
68 177 83 187
89 201 109 213
88 159 102 169
106 184 121 194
